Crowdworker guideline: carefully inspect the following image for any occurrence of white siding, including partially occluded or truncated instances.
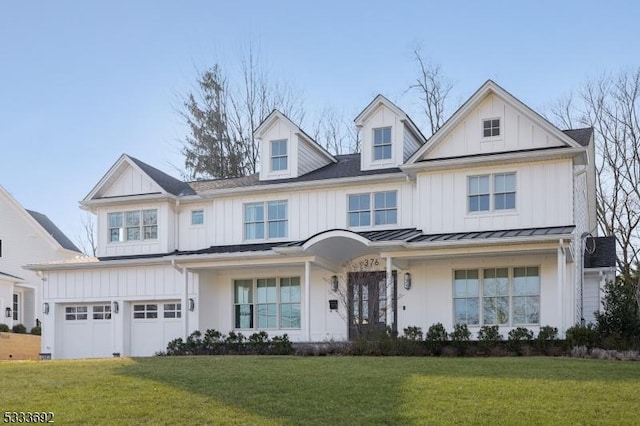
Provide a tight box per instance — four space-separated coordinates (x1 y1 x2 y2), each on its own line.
403 127 422 162
101 166 163 197
298 139 332 176
259 119 300 181
416 159 574 234
423 93 567 160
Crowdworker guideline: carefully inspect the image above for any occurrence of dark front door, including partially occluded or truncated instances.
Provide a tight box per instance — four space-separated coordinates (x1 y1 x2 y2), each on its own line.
348 271 396 340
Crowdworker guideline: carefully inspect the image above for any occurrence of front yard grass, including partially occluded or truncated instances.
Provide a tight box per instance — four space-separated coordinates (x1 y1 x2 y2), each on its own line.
1 356 639 424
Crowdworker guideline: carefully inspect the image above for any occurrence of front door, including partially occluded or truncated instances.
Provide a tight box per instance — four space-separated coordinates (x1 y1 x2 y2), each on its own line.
348 271 396 340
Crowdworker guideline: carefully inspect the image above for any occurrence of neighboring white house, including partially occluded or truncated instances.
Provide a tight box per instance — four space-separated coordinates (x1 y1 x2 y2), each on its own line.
0 185 80 331
27 80 616 359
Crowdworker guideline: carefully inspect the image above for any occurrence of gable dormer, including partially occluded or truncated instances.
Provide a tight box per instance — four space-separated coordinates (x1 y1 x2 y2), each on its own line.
255 110 336 181
407 80 585 164
354 95 426 171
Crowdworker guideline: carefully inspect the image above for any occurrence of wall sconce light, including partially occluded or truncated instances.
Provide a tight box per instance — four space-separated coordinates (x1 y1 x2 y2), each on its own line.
43 303 50 315
331 275 339 292
5 307 12 318
404 272 412 290
189 298 195 311
112 301 119 314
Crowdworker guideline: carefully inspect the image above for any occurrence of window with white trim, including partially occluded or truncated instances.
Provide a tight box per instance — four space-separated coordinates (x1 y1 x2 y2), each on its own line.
108 209 158 242
482 118 500 137
453 267 540 326
163 303 182 319
271 139 288 171
373 127 392 160
65 306 88 321
468 173 516 213
234 277 301 330
133 304 158 319
12 293 18 321
244 201 288 240
191 209 204 225
348 191 397 227
92 305 112 320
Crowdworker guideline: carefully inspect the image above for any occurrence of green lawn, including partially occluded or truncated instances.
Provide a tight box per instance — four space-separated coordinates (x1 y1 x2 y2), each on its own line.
1 356 639 425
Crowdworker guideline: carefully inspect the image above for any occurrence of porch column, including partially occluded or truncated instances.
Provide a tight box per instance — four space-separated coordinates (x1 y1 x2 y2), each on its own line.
386 256 393 329
304 260 311 341
557 241 565 333
183 267 189 340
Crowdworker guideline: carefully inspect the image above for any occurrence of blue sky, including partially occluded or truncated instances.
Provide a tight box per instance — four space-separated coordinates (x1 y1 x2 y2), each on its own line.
0 1 638 248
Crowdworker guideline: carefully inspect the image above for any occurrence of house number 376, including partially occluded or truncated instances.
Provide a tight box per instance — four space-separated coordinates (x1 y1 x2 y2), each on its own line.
360 258 380 268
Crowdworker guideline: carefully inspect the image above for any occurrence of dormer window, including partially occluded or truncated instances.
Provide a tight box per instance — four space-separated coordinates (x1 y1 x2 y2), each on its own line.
373 127 392 161
482 119 500 137
271 139 288 171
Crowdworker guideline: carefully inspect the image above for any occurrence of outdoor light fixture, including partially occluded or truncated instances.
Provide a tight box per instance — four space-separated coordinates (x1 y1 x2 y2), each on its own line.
43 303 49 315
5 307 12 318
404 272 412 290
189 298 195 311
112 301 119 314
331 275 339 292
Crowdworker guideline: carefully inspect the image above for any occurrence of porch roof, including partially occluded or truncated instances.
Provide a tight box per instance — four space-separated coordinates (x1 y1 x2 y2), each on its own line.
406 225 575 244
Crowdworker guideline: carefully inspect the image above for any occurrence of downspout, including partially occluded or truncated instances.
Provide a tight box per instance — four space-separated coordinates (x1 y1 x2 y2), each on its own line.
174 199 180 252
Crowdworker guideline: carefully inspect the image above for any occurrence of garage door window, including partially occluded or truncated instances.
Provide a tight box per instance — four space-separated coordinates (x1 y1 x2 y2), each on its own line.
65 306 88 320
133 304 158 319
164 303 182 319
93 305 112 320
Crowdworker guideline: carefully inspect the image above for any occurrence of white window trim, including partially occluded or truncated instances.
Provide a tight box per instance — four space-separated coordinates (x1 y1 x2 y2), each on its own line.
232 277 301 331
481 117 502 140
467 172 517 215
372 126 393 163
243 200 288 242
270 139 288 173
191 209 205 226
107 209 158 244
347 191 399 229
452 266 541 327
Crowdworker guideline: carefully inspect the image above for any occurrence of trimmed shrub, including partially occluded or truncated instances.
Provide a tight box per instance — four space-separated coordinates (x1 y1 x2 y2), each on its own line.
30 326 42 336
270 334 294 355
0 323 9 332
403 326 423 341
12 324 27 334
477 325 502 354
536 325 558 353
566 324 600 349
449 324 471 355
425 323 447 355
507 327 534 354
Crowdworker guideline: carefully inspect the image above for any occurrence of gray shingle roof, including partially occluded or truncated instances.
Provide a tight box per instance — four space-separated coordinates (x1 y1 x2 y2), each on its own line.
128 156 196 196
26 210 81 252
563 128 593 147
584 236 617 268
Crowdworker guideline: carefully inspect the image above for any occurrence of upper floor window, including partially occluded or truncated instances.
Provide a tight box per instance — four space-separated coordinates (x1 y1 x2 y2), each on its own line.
271 139 288 171
373 127 392 161
482 118 500 137
468 173 516 213
108 209 158 242
191 209 204 225
244 201 288 240
348 191 397 227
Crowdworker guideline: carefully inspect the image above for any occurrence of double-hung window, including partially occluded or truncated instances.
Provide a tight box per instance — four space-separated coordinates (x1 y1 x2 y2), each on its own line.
468 173 516 213
234 277 300 330
348 191 397 227
373 127 392 160
453 266 540 326
271 139 288 171
108 209 158 242
244 201 288 240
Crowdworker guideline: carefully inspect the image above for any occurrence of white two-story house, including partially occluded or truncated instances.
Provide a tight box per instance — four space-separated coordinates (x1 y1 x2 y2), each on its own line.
27 80 615 359
0 185 80 332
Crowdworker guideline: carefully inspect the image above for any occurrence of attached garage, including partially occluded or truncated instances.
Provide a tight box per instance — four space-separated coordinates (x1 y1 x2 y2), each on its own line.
128 301 183 357
57 303 113 359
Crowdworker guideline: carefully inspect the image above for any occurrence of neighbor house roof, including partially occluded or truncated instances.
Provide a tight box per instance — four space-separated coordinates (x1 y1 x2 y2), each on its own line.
26 210 80 252
584 236 617 268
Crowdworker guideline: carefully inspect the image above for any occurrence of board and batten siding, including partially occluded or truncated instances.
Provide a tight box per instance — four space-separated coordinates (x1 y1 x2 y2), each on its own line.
424 93 567 160
416 159 574 234
176 181 413 250
101 165 163 198
360 104 406 170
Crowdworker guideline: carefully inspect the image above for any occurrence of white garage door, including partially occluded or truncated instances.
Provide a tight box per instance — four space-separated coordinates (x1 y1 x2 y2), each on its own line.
59 304 113 359
130 301 183 357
